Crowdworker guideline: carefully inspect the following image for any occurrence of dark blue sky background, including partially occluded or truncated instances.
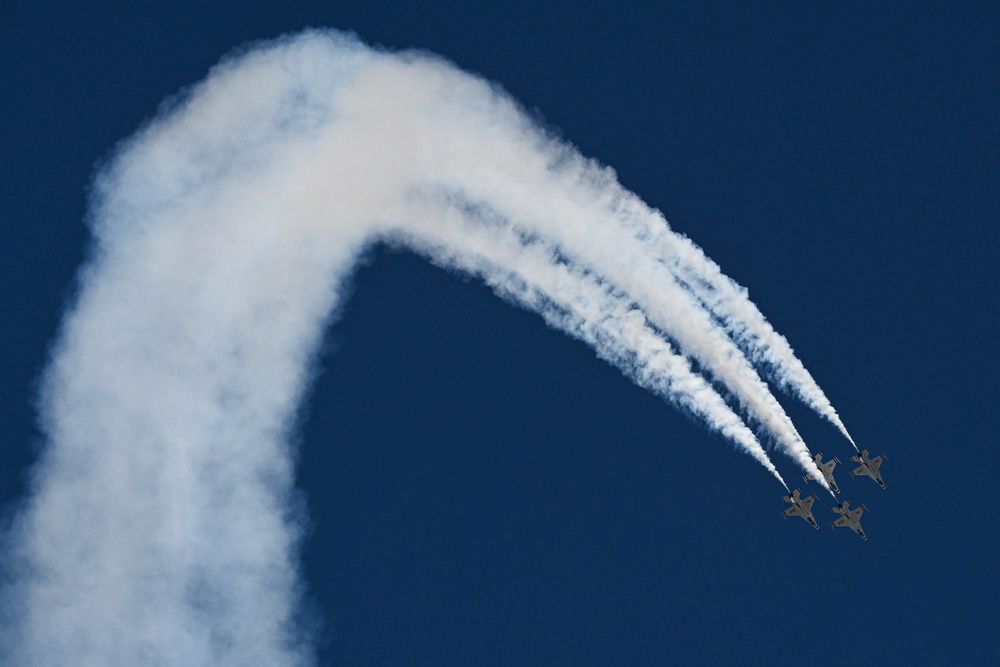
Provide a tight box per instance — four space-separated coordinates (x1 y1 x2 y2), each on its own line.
2 2 998 664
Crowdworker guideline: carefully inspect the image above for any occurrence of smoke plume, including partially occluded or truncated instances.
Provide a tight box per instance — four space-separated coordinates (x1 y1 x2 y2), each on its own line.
2 30 849 665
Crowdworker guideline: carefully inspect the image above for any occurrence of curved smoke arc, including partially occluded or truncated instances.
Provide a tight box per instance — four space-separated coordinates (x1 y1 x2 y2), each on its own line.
1 30 850 666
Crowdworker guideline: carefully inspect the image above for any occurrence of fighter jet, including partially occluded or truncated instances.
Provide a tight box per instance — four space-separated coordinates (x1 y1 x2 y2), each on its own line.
779 488 819 529
830 499 868 540
802 451 841 494
849 448 887 489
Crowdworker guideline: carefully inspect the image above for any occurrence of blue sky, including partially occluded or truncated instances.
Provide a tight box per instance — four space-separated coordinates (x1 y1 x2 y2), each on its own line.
1 2 998 664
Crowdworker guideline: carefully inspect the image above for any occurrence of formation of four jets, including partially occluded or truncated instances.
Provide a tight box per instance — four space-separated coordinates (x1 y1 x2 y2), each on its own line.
779 448 887 540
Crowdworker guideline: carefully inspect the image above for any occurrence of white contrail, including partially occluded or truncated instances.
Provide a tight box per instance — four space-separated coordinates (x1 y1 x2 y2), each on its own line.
393 196 789 487
1 29 846 666
487 153 857 448
353 62 827 483
647 230 857 449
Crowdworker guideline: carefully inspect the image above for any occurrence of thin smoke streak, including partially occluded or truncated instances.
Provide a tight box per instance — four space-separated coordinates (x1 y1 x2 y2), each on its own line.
392 198 789 487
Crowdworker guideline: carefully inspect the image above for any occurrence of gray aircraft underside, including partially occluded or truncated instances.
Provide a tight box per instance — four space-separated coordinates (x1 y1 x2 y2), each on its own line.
830 499 868 540
780 488 819 529
802 451 840 494
849 447 887 489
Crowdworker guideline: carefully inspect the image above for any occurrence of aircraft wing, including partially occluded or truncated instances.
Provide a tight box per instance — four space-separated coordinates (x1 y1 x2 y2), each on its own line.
800 495 816 512
831 516 851 528
849 507 865 522
851 464 866 477
870 454 885 471
781 505 805 518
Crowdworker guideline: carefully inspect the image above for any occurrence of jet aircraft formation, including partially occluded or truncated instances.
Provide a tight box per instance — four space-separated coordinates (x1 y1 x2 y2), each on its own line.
780 447 887 540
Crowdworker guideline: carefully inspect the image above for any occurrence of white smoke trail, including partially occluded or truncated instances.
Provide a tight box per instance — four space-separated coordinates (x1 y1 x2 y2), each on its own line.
1 29 845 665
393 196 789 487
648 231 857 449
352 61 826 483
493 159 857 449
